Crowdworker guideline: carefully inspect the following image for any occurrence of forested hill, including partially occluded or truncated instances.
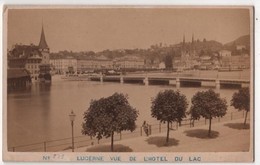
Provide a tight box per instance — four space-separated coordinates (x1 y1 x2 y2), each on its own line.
225 35 250 48
50 35 250 61
224 35 250 55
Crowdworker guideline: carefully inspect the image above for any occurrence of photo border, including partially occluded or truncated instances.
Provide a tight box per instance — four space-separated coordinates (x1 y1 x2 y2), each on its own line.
2 5 255 163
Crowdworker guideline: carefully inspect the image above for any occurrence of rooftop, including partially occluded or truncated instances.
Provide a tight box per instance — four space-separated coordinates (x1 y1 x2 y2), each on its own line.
38 25 49 50
8 68 30 79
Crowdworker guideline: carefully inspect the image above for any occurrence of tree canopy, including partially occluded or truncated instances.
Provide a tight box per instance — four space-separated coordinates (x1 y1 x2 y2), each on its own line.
151 90 188 143
164 54 173 69
231 87 250 125
82 93 138 151
231 87 250 112
190 89 227 136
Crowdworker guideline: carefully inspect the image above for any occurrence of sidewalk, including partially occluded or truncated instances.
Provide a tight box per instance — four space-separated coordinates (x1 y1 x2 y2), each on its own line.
73 118 250 152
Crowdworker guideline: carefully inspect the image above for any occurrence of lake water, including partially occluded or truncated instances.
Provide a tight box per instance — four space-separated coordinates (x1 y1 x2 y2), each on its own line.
7 78 240 148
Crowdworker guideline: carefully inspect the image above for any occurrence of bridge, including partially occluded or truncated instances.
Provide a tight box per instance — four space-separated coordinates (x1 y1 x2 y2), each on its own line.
89 75 250 89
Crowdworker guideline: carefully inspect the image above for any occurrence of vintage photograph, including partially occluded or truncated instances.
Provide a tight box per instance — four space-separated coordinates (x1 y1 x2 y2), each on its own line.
3 6 253 162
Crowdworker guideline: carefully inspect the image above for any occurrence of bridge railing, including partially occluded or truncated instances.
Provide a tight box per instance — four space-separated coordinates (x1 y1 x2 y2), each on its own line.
8 111 247 152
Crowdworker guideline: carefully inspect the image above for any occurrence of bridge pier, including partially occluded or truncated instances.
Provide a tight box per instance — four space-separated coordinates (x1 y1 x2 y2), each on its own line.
100 75 103 83
216 79 220 90
176 78 180 88
120 76 124 84
144 76 149 86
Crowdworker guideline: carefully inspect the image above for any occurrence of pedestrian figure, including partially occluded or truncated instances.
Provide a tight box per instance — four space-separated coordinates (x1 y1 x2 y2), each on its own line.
189 118 195 127
142 121 149 136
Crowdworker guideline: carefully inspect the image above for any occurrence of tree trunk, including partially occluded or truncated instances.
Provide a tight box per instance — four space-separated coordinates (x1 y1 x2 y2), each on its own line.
244 110 248 126
208 117 212 137
111 131 114 152
166 121 170 144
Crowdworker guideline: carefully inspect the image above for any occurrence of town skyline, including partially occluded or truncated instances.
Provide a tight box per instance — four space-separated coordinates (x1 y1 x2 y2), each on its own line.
7 8 250 52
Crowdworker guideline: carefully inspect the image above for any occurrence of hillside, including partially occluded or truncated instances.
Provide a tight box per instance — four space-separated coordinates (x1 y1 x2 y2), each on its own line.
50 35 249 61
224 35 250 55
225 35 250 47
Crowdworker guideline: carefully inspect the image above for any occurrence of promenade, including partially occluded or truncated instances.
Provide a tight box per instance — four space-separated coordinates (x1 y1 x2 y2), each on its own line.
73 118 250 152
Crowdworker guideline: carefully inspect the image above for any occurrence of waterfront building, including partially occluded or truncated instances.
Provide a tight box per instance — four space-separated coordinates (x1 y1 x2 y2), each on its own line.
236 45 246 51
199 55 213 70
7 49 27 68
92 59 113 69
50 56 77 74
49 57 63 74
8 44 43 80
219 50 232 57
115 56 145 69
25 55 42 81
220 55 250 69
77 55 145 71
51 56 114 73
8 25 51 82
77 57 93 72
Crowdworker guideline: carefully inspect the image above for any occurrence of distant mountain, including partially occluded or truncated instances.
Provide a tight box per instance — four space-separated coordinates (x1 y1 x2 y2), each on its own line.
224 35 250 48
223 35 250 56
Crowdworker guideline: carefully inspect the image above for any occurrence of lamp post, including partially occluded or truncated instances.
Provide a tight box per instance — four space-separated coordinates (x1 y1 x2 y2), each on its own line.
69 110 76 152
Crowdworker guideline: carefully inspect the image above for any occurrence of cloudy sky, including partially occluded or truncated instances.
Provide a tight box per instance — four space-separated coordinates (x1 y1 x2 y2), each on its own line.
7 7 251 52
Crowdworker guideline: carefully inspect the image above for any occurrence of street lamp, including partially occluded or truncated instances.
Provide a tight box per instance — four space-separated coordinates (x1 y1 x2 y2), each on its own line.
69 110 76 152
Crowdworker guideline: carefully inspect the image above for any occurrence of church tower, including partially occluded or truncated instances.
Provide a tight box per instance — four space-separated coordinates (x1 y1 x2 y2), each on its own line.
38 25 51 82
191 33 195 56
39 25 50 64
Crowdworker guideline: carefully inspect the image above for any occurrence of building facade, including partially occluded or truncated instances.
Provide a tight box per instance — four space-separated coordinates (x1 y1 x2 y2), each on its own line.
25 56 42 80
221 56 250 69
8 25 51 81
219 50 232 57
50 56 78 74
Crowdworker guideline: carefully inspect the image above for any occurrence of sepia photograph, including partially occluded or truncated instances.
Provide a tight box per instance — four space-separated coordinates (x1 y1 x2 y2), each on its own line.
3 6 254 162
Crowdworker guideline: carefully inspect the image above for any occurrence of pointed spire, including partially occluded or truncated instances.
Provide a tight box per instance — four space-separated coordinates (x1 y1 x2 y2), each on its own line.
183 34 185 44
39 24 49 50
192 33 194 43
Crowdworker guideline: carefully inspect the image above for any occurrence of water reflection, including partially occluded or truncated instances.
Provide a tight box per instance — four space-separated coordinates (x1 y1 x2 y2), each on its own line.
7 80 239 147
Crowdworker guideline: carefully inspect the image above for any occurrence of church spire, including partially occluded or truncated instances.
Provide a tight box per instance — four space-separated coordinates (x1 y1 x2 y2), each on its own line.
192 33 194 43
39 24 49 50
183 34 185 44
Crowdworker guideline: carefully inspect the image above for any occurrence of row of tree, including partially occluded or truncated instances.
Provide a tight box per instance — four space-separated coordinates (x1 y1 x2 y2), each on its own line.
82 87 250 151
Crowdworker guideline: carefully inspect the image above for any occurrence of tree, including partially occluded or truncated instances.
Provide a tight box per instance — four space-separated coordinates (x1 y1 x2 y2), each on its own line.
231 87 250 126
164 54 173 69
151 90 188 144
187 105 201 127
190 89 227 137
82 93 138 151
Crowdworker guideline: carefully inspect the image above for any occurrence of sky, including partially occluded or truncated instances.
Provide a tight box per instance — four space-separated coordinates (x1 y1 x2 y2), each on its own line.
7 7 251 52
